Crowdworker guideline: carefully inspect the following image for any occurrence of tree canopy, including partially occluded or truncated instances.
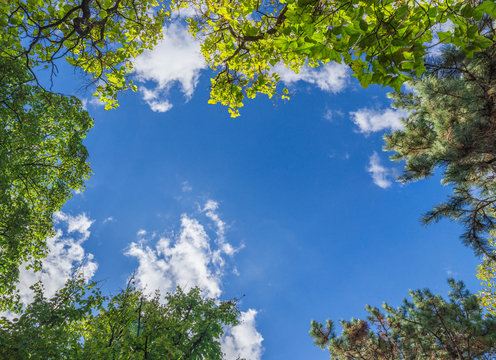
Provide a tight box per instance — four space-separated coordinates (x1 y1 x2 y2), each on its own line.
0 275 239 359
0 56 93 311
310 279 496 359
174 0 496 116
2 1 496 356
0 0 167 108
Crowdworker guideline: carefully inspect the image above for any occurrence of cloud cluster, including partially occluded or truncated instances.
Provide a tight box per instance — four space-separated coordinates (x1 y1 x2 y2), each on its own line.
6 202 263 360
15 212 98 306
125 201 243 298
126 213 226 298
274 62 349 93
126 201 243 298
126 201 262 359
368 152 397 189
133 23 207 113
347 107 406 188
350 108 408 134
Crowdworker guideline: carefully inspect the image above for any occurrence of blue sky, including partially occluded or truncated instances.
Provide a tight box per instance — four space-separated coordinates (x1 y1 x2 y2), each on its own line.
15 22 481 360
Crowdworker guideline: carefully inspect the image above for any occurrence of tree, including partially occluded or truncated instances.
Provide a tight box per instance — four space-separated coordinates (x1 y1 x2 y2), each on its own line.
0 0 168 310
384 45 496 257
0 276 240 359
0 56 93 311
476 230 496 315
174 0 496 116
310 279 496 359
0 274 104 359
0 0 167 108
81 285 239 359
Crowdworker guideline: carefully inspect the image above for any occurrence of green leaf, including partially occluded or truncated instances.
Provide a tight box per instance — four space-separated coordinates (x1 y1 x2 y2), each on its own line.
437 31 452 42
359 73 373 88
475 1 496 18
359 19 368 31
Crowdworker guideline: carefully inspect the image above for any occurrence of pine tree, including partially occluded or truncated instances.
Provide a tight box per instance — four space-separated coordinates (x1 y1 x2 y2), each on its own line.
384 45 496 257
310 279 496 359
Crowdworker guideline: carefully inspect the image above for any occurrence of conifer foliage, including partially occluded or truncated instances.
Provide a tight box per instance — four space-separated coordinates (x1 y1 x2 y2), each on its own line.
310 280 496 359
385 45 496 256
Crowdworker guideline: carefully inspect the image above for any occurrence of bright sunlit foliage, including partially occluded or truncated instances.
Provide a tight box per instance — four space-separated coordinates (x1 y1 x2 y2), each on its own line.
476 230 496 315
0 0 167 109
173 0 496 116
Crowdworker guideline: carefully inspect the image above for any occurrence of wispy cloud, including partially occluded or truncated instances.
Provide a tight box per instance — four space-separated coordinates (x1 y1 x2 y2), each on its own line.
126 215 224 298
203 200 241 269
140 87 173 112
81 97 105 110
446 268 457 277
133 23 207 112
350 108 408 134
368 152 396 189
182 180 192 193
103 216 115 224
323 108 344 122
323 108 334 121
274 62 349 93
136 229 147 237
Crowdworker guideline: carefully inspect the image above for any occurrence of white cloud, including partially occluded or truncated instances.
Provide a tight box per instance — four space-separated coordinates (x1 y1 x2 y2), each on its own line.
222 309 264 360
446 268 457 277
182 180 193 193
368 152 395 189
323 108 333 121
13 212 97 308
81 97 105 110
171 4 199 18
125 200 240 298
205 200 243 269
53 212 93 240
323 108 344 122
147 99 174 113
125 201 262 358
427 20 454 58
274 62 349 93
133 23 207 112
140 86 173 113
350 108 408 134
